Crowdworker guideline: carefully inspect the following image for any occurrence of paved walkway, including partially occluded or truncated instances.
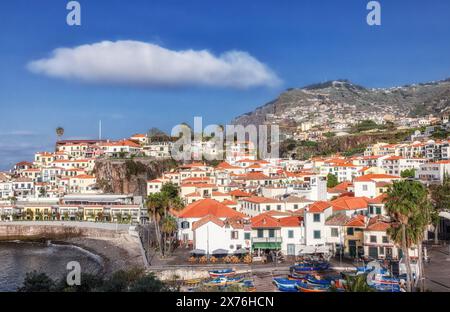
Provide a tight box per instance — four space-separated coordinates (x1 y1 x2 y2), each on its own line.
424 245 450 292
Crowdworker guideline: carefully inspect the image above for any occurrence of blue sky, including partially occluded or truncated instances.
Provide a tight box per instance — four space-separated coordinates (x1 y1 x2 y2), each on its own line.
0 0 449 169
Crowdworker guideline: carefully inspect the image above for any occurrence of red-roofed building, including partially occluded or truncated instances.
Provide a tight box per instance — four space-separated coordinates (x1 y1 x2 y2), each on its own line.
354 174 401 198
177 199 246 245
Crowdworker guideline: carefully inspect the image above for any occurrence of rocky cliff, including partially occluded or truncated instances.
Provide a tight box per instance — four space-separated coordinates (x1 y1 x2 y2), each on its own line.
93 158 178 196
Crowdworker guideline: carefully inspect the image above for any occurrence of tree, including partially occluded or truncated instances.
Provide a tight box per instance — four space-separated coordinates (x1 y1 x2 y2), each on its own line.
18 272 55 292
400 168 416 179
146 183 184 257
327 173 339 188
128 273 173 292
56 127 65 142
344 274 374 292
385 180 431 292
429 176 450 244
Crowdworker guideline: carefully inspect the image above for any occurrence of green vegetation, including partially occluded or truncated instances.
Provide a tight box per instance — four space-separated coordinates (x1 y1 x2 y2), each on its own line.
146 182 184 257
385 180 433 292
429 176 450 244
323 132 336 138
18 269 174 292
125 160 148 179
344 274 374 292
327 173 339 188
342 146 366 157
400 168 416 179
351 120 384 133
431 128 449 140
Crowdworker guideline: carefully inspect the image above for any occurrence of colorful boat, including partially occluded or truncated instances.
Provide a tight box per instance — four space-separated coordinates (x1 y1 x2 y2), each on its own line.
204 276 244 287
296 281 329 293
291 262 329 272
304 274 332 286
273 278 299 292
208 269 236 278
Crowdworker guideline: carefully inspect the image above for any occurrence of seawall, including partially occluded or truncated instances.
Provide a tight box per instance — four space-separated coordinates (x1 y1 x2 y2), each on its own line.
0 222 126 241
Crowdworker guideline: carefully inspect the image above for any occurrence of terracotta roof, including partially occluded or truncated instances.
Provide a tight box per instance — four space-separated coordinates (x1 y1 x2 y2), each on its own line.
178 198 245 219
251 214 280 228
353 174 401 182
368 193 388 204
242 196 281 204
366 220 391 231
325 214 350 226
216 162 240 169
330 196 368 211
279 216 302 227
192 215 225 230
229 189 253 197
222 199 237 206
328 181 353 193
212 191 229 197
345 215 366 227
308 201 332 213
234 172 270 180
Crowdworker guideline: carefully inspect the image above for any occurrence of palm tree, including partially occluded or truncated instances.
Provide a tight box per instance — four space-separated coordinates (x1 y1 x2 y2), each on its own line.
429 176 450 244
161 215 178 255
56 127 65 142
385 180 430 292
344 274 374 292
146 183 184 257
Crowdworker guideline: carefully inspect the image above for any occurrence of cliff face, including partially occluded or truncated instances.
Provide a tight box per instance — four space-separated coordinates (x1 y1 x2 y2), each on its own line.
288 130 413 159
93 159 178 196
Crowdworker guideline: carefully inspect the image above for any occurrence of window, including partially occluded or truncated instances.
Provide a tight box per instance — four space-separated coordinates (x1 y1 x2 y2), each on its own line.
277 205 282 211
331 228 339 237
347 228 354 236
257 229 264 238
231 231 239 240
379 247 385 255
382 236 389 244
244 232 250 240
363 185 368 191
288 230 294 238
313 214 321 222
181 221 189 229
266 205 270 211
376 207 382 215
370 235 377 243
313 230 321 239
268 229 275 238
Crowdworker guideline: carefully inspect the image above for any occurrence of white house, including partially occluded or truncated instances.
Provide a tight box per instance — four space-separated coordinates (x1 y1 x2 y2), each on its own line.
192 216 251 254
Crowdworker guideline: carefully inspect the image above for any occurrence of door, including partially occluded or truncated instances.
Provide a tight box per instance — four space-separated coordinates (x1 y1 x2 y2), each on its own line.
368 247 378 259
287 244 295 256
348 240 357 258
386 247 393 259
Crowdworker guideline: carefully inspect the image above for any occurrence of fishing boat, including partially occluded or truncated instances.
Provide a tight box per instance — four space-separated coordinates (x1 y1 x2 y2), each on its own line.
273 278 299 292
204 276 244 287
208 269 236 278
304 274 332 286
291 262 329 272
296 281 329 293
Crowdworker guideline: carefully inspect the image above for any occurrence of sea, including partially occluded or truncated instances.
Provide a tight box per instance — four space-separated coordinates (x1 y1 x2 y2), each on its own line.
0 241 103 292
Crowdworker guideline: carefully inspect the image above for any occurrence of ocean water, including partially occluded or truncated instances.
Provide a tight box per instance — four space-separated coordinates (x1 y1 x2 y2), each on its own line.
0 241 103 292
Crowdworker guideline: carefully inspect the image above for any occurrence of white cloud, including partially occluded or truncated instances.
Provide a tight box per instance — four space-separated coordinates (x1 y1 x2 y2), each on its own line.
27 40 281 89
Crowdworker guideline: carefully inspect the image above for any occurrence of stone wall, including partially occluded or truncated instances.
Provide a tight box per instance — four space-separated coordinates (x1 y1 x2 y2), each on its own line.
0 224 123 241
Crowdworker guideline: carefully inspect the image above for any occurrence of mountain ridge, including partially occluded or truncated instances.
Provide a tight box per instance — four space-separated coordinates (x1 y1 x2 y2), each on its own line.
232 78 450 127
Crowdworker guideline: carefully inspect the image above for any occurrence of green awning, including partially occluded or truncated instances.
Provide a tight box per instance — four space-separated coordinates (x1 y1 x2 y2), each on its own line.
252 242 281 249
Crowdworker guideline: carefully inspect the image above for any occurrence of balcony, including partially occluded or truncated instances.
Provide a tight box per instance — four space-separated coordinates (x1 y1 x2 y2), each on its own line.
252 237 282 243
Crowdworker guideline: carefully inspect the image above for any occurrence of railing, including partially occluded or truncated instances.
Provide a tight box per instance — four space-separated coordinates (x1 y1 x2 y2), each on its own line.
251 237 282 243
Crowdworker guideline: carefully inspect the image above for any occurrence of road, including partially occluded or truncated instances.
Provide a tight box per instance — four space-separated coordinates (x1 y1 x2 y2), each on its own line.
424 245 450 292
